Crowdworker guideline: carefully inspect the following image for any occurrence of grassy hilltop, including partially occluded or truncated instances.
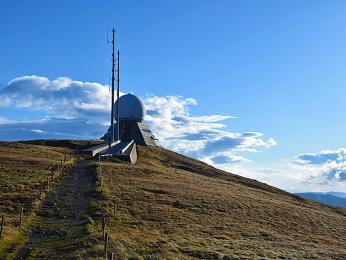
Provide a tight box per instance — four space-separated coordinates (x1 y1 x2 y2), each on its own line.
0 140 345 259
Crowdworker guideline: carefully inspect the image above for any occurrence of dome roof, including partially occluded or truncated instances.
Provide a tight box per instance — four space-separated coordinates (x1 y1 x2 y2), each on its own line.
114 94 145 121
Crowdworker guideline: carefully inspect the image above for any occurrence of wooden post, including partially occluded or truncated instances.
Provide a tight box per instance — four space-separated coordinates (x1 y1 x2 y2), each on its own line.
51 170 54 181
100 156 104 187
104 232 109 259
113 200 116 216
19 206 23 228
57 163 60 172
0 214 4 238
110 252 114 260
102 214 107 240
99 155 102 174
100 176 103 188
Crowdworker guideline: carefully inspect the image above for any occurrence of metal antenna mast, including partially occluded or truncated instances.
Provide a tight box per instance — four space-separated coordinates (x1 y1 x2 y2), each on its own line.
116 49 120 141
110 28 115 146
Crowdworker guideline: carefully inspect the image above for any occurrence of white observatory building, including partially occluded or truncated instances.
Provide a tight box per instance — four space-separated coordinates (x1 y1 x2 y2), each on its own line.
102 94 157 146
83 30 157 162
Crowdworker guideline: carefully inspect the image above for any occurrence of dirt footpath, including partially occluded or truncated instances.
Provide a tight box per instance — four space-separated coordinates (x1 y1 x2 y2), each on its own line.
17 160 100 259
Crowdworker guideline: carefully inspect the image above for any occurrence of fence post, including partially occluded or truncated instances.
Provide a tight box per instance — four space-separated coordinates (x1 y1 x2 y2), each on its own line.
102 214 107 240
19 205 23 228
51 170 54 181
99 155 102 174
113 200 116 216
104 232 109 259
0 214 4 237
110 252 114 260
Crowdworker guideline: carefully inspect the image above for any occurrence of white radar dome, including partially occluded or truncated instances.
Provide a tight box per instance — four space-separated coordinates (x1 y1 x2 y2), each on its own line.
114 94 146 121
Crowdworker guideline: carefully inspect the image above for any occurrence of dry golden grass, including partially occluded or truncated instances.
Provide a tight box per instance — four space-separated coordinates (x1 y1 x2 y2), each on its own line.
0 140 345 259
0 141 75 258
98 146 346 259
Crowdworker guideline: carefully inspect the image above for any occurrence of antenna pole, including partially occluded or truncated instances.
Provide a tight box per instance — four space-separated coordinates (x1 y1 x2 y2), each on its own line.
116 49 120 141
110 28 115 146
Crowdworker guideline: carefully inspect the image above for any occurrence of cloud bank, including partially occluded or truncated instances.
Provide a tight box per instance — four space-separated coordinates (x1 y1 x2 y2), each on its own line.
0 75 111 125
143 95 276 164
0 75 277 182
292 148 346 183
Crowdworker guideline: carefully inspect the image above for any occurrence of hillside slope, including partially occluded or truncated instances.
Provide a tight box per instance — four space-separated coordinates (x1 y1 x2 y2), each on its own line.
98 145 346 259
0 141 75 258
0 140 345 259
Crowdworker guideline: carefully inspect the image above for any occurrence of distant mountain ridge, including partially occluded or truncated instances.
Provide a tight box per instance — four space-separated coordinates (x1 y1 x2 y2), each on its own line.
327 191 346 199
295 192 346 208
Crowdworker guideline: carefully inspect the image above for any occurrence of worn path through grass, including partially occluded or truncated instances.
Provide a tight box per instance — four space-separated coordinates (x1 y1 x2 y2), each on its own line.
19 159 101 259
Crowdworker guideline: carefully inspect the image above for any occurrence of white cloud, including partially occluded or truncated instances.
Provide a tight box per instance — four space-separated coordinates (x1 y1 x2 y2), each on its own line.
31 129 46 134
0 76 276 165
0 75 111 125
0 117 12 124
0 75 118 140
291 148 346 183
242 149 346 193
143 95 276 164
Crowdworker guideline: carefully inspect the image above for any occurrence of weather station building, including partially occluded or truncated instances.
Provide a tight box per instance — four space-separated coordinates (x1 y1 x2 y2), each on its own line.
83 29 157 163
102 94 157 147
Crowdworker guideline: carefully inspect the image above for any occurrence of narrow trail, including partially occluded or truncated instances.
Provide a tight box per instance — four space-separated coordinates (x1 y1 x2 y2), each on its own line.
20 160 98 259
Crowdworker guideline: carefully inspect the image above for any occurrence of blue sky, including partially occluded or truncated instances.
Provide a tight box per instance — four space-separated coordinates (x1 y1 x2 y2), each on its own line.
1 0 346 192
